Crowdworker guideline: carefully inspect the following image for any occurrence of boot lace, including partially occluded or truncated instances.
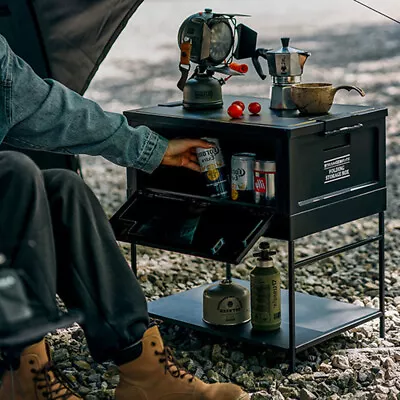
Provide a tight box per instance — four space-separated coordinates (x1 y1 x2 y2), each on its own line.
154 345 195 382
31 361 79 399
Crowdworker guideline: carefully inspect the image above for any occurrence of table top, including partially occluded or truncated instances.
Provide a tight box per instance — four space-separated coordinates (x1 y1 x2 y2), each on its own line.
124 95 387 139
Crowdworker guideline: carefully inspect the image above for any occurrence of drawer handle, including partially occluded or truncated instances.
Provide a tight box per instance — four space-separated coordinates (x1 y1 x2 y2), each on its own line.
324 123 363 136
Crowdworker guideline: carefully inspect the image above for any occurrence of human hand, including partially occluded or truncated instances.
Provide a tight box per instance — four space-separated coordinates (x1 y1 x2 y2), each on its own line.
161 138 213 172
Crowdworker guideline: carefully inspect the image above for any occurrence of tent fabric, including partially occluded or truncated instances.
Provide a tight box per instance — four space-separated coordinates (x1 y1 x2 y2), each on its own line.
33 0 144 95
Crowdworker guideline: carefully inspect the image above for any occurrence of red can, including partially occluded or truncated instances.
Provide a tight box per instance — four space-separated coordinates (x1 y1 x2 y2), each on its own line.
254 160 276 205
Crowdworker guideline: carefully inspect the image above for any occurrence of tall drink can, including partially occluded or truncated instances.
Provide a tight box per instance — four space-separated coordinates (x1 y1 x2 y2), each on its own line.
231 153 256 203
196 138 229 199
254 160 276 205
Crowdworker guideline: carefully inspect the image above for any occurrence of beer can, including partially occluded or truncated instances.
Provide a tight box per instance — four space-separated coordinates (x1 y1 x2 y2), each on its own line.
231 153 256 202
254 160 276 205
196 138 229 199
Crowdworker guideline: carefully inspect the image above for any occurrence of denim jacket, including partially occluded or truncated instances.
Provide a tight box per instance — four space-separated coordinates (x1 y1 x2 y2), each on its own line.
0 34 168 173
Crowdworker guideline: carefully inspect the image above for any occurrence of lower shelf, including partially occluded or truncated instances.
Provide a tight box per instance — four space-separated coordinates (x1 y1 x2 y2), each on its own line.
148 279 382 352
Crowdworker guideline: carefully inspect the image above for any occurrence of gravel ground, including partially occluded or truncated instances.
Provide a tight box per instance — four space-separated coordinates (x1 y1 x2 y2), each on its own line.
43 22 400 399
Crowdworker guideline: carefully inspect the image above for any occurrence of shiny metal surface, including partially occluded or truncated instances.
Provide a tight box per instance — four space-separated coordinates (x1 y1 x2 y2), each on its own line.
183 74 223 110
272 76 302 85
270 84 298 110
265 38 310 78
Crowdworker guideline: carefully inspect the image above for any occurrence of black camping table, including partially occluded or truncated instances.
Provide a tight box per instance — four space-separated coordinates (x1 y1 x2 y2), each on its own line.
112 95 387 371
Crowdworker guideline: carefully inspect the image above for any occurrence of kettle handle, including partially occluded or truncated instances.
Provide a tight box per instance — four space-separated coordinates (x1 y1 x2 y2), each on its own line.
252 48 270 80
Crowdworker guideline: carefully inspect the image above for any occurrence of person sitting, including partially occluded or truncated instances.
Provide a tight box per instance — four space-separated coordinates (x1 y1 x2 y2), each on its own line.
0 33 249 400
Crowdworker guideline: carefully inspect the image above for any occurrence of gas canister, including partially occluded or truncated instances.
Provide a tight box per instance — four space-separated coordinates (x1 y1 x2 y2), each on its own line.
250 242 281 331
203 279 250 326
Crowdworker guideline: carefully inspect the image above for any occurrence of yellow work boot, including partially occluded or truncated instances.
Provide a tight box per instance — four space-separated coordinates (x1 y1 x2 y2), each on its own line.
115 326 249 400
0 339 81 400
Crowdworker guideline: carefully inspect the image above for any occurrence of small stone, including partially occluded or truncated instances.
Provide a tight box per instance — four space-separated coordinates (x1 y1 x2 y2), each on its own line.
231 351 244 364
101 381 108 390
108 375 120 386
220 363 233 377
74 360 91 370
177 282 186 290
365 282 379 290
206 369 220 383
278 385 300 398
52 348 70 363
372 394 388 400
382 357 396 369
303 366 313 374
251 392 270 400
211 345 224 363
300 388 317 400
358 371 369 383
376 385 390 395
331 355 350 370
319 363 332 373
313 372 329 379
273 391 285 400
88 373 101 384
78 387 91 395
203 360 213 371
337 370 356 389
288 373 303 382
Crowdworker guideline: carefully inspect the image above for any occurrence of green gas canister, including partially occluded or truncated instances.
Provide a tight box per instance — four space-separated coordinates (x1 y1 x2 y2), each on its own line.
250 242 281 331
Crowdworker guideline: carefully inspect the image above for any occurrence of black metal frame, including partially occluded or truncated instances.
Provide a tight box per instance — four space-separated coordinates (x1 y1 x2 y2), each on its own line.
128 212 384 372
285 211 385 370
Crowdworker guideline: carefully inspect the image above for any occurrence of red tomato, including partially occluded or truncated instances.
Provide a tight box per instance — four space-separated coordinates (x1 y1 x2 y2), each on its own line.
248 102 262 115
227 104 243 119
232 100 245 111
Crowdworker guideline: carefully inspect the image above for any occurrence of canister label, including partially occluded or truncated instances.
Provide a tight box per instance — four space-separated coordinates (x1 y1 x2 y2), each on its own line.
324 154 351 184
204 295 250 325
251 276 281 325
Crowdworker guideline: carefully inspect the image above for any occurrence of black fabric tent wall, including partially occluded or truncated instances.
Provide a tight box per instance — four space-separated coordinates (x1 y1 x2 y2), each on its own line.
0 0 144 171
0 0 78 170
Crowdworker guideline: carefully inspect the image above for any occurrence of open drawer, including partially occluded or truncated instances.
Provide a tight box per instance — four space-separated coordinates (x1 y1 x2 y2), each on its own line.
110 189 274 264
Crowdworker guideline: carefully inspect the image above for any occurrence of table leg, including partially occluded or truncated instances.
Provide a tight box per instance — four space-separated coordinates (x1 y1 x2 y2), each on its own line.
131 244 137 277
288 240 296 372
126 167 138 278
379 212 385 338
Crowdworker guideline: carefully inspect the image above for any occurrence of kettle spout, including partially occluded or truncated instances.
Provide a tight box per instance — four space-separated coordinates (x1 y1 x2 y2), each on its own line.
299 51 311 72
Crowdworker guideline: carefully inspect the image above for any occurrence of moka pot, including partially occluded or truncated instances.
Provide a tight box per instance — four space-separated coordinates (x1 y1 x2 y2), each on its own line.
252 37 311 110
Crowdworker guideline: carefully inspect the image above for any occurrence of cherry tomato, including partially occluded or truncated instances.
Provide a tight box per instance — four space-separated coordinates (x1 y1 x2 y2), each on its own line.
248 102 262 115
227 104 243 119
232 100 245 111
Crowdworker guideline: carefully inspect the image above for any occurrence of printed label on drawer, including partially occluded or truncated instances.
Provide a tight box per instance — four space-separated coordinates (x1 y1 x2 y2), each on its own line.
324 154 350 184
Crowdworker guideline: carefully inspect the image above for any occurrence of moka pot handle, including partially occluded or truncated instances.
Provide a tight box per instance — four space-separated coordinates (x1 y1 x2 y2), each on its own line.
252 48 270 80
